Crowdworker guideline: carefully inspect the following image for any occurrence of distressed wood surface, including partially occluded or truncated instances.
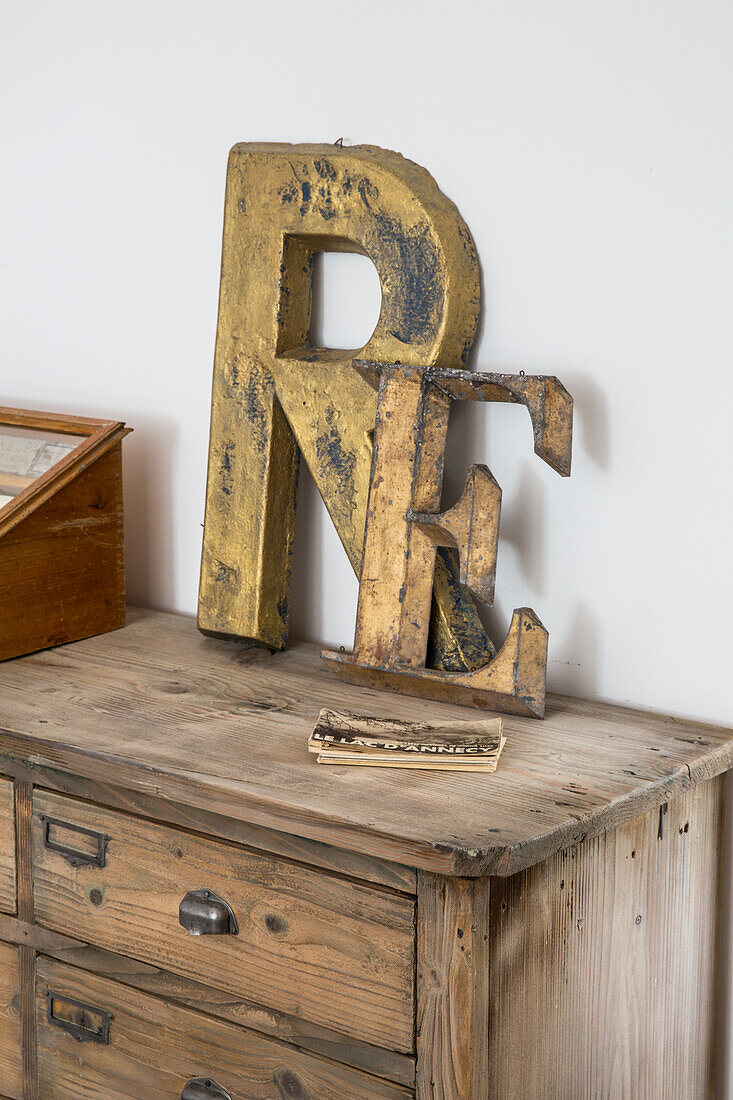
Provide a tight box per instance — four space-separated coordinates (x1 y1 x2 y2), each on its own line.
0 913 415 1087
0 912 415 1088
13 780 37 1100
36 955 413 1099
0 940 22 1100
19 947 35 1100
488 777 724 1099
325 606 549 719
0 758 416 895
0 609 730 876
32 790 415 1052
13 782 31 925
0 777 16 914
416 874 489 1099
0 442 127 662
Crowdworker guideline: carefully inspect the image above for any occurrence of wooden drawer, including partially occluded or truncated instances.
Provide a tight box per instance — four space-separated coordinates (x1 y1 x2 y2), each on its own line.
36 955 413 1099
0 777 16 915
32 791 415 1052
0 939 22 1100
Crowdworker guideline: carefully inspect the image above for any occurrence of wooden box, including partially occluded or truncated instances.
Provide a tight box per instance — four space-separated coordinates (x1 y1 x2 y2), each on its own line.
0 408 130 661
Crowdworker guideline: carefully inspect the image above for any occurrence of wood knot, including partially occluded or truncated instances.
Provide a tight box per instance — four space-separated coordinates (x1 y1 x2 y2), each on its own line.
264 913 288 936
274 1068 306 1098
156 681 190 695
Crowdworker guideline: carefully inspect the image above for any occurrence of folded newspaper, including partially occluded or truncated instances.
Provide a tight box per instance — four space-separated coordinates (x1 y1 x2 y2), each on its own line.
309 709 505 772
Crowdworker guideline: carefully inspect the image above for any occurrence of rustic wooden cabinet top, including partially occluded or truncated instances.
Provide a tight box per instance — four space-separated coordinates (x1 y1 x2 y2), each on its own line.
0 607 730 877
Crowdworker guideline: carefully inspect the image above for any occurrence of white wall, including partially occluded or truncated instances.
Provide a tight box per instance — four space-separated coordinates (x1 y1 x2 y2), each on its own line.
1 0 731 1090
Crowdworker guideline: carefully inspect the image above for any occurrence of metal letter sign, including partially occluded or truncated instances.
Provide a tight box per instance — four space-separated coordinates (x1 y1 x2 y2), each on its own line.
199 143 572 717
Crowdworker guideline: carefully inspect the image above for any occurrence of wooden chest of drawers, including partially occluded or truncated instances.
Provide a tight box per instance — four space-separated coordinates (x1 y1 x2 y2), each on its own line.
0 607 730 1098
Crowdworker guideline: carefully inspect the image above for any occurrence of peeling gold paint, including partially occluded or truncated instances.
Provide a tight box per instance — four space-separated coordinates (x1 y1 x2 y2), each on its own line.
199 143 573 715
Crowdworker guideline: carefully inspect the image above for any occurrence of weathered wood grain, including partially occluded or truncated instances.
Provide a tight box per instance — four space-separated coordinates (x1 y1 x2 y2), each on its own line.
36 955 413 1099
13 780 36 1099
32 790 415 1052
416 874 489 1099
0 758 415 894
488 777 724 1099
19 947 36 1100
0 605 726 1097
0 777 16 914
0 940 23 1100
0 609 730 876
13 782 30 924
0 913 416 1087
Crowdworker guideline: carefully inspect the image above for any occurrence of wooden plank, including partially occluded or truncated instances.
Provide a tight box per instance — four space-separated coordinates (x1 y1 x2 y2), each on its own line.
488 777 724 1099
416 873 490 1099
36 955 413 1099
0 608 729 876
14 780 36 1099
0 940 23 1100
0 759 415 894
13 782 30 923
32 790 415 1053
0 777 16 914
0 407 120 433
0 913 415 1088
19 946 36 1100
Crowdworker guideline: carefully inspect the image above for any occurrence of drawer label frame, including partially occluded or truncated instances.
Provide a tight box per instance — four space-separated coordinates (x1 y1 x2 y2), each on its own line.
44 989 113 1045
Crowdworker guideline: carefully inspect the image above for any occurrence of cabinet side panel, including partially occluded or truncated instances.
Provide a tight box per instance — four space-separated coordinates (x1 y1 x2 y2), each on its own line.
489 776 724 1100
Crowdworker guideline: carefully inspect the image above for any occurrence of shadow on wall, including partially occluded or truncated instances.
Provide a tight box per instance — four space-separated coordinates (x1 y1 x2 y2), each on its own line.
123 415 179 611
289 467 323 641
500 462 548 597
288 465 360 650
551 601 601 698
561 372 610 472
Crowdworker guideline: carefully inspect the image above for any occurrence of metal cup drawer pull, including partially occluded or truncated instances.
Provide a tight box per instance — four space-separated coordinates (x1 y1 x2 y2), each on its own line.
178 889 238 935
40 814 110 869
44 989 112 1044
180 1078 232 1100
